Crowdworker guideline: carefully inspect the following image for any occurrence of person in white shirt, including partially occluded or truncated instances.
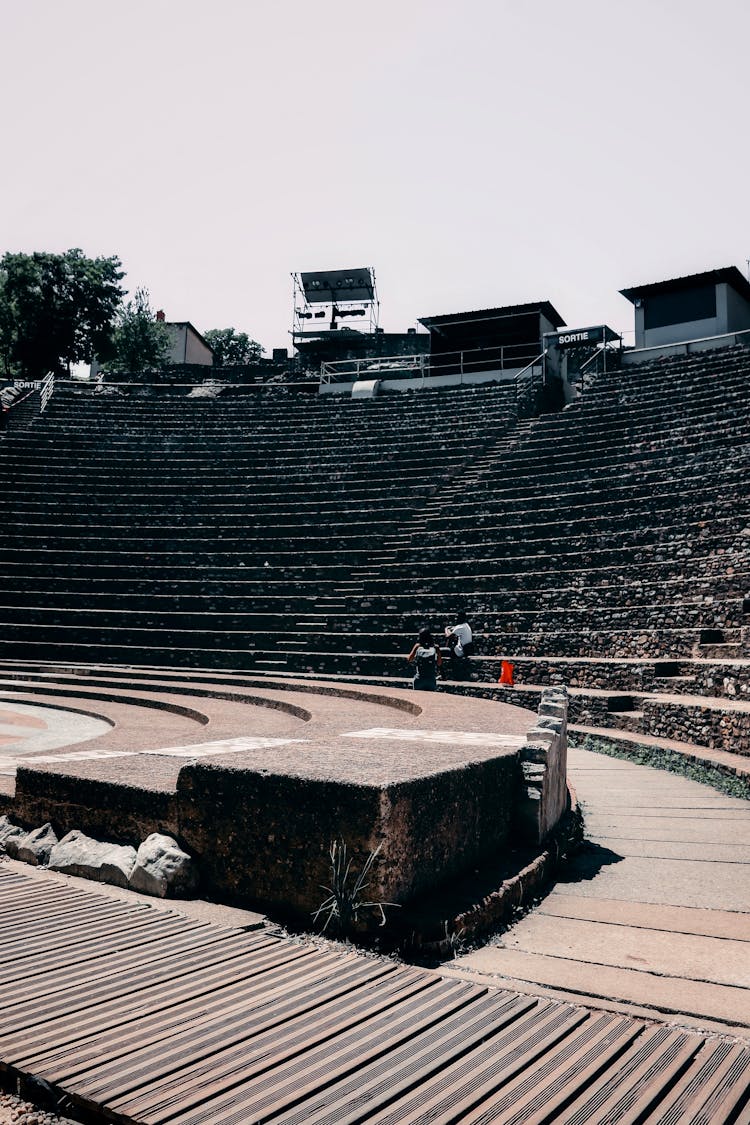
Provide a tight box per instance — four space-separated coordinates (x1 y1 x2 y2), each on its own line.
445 611 474 678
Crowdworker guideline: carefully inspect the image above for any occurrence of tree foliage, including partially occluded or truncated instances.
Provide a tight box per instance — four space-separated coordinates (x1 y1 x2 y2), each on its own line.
203 327 264 366
108 288 171 374
0 249 124 377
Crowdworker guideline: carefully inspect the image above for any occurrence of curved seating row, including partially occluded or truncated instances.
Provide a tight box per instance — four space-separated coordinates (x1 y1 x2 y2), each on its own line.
1 348 749 761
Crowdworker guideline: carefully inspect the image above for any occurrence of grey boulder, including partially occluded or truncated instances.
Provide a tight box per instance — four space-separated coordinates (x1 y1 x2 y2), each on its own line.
130 833 196 898
0 815 25 853
15 823 58 866
48 830 137 888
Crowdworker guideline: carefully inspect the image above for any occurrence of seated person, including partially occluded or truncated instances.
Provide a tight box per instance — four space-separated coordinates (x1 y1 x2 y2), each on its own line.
445 611 474 678
407 628 443 691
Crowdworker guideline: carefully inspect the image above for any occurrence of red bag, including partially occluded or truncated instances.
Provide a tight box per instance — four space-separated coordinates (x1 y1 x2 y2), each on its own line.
498 660 515 686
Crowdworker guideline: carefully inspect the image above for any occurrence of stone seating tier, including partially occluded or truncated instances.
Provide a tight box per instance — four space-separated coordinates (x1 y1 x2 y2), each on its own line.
9 446 739 489
4 472 740 523
0 536 742 589
0 573 739 614
0 549 742 603
0 535 742 581
0 624 735 667
2 585 742 639
2 347 749 730
3 516 743 562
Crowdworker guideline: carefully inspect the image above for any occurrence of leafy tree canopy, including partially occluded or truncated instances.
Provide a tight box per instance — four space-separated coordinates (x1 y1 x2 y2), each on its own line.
203 327 264 366
0 248 124 378
108 288 171 374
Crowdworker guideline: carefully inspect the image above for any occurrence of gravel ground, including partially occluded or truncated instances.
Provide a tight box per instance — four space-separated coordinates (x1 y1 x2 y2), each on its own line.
0 1091 78 1125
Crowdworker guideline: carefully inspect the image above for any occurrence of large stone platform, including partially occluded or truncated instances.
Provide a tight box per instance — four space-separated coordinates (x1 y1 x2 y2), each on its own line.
0 673 555 922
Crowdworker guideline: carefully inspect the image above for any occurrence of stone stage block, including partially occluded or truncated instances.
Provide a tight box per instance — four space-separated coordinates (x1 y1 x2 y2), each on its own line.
176 731 524 918
4 679 545 922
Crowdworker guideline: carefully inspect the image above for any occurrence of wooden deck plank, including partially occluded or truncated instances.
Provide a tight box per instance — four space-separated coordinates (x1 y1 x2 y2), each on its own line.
0 867 748 1125
367 1011 639 1125
132 970 436 1125
16 943 327 1074
109 976 475 1122
45 952 382 1090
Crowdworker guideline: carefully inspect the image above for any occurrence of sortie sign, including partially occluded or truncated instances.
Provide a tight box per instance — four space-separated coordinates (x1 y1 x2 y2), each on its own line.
545 326 609 348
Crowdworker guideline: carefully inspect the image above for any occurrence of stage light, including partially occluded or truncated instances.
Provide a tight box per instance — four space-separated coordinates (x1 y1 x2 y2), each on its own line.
300 268 375 304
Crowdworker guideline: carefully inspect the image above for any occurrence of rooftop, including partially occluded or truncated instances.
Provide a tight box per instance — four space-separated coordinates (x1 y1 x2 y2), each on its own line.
620 265 750 304
418 301 566 331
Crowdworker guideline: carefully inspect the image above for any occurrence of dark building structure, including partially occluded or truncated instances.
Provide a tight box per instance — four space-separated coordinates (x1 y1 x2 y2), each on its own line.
417 301 565 377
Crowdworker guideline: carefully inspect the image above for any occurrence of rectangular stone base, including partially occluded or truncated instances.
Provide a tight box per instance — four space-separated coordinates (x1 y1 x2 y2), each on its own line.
176 752 521 919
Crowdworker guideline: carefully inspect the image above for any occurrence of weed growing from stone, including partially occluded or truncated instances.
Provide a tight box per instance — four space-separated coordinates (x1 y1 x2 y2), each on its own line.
313 840 399 936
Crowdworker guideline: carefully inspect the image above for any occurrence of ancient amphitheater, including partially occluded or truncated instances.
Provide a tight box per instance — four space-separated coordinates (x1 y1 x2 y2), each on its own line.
0 336 748 1122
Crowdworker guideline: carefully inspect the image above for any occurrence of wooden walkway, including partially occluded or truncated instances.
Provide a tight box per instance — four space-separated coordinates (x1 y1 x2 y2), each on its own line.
0 868 749 1124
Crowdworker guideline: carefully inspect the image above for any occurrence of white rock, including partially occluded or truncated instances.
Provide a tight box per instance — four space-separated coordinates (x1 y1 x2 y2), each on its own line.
130 833 196 898
48 830 136 887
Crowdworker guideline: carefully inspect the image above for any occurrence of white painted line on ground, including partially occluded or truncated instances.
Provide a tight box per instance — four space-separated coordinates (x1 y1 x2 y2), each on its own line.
144 736 310 758
343 728 527 747
0 749 136 774
0 736 310 775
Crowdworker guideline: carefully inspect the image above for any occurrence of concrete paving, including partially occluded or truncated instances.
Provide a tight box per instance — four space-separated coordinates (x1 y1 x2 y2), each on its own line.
0 701 111 760
445 746 750 1037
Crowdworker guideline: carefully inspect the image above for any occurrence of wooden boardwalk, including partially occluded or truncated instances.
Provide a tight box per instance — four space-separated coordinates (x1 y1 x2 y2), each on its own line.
0 868 749 1124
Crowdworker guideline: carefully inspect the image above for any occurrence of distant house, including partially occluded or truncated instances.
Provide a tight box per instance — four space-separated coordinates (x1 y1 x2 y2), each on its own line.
89 314 214 378
158 314 214 367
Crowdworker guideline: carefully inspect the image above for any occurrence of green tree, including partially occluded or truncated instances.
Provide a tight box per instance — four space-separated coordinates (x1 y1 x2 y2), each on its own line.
0 249 124 377
108 288 171 374
203 327 264 366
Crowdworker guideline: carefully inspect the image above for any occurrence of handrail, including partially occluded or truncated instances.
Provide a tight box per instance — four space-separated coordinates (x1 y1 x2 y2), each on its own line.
55 378 318 393
40 372 55 413
577 347 604 395
2 387 35 410
0 378 49 432
513 350 546 417
320 341 540 386
622 327 750 359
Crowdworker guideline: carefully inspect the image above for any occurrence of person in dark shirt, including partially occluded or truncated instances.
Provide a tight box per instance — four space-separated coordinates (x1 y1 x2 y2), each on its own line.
407 628 443 691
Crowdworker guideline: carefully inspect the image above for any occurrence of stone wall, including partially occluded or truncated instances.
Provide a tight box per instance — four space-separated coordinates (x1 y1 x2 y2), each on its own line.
12 767 179 844
640 698 750 756
516 687 569 844
175 751 521 921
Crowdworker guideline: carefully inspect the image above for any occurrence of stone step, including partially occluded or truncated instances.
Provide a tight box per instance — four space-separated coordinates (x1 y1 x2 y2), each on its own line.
697 643 746 658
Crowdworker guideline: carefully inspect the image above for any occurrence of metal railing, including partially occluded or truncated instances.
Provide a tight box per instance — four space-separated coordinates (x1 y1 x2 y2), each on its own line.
621 326 750 363
55 378 319 396
513 351 546 418
320 341 541 386
40 372 55 413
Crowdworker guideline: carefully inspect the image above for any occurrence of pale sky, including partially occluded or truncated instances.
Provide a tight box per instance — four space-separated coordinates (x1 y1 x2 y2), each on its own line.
2 0 749 352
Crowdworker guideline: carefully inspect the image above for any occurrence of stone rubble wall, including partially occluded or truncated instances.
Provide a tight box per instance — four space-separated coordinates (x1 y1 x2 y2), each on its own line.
516 687 570 845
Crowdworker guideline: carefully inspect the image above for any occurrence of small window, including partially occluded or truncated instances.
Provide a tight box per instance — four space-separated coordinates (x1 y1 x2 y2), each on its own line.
644 285 716 330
